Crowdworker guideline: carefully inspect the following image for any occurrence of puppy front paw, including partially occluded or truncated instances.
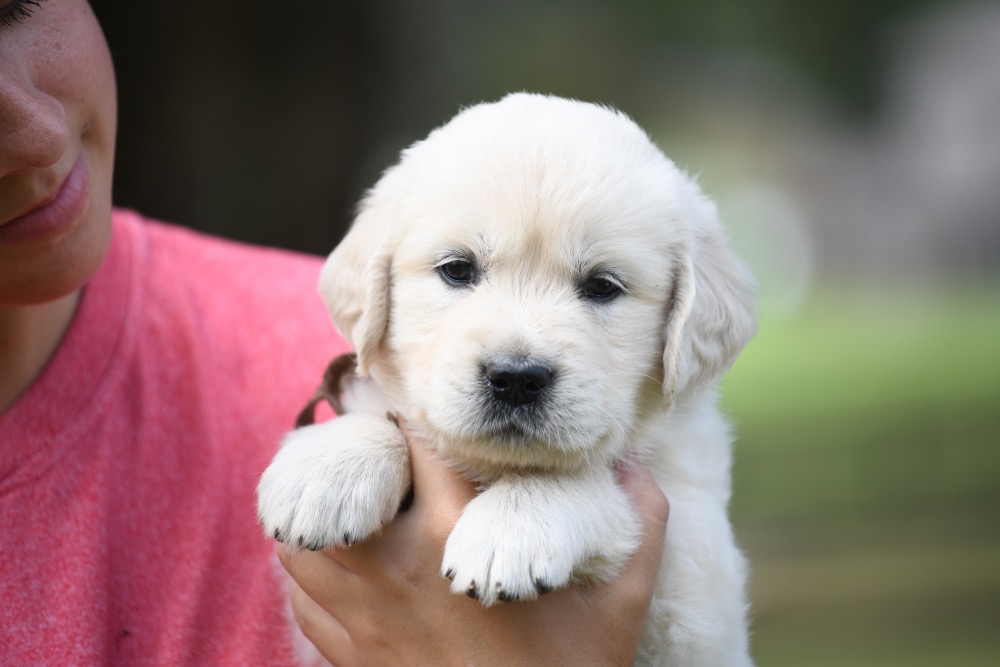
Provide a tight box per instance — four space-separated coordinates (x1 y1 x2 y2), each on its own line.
256 414 409 551
441 494 578 606
441 472 641 607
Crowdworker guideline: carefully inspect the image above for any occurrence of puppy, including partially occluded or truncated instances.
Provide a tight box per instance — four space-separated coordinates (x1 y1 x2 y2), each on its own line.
257 93 756 666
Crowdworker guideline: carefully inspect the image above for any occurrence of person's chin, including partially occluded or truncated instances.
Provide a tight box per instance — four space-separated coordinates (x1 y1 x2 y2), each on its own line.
0 186 112 306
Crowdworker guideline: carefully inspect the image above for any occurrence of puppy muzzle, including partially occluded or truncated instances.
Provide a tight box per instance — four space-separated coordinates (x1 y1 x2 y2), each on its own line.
474 355 560 444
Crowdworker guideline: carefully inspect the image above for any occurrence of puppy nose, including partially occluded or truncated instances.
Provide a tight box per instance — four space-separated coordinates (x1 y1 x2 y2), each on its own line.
484 357 554 406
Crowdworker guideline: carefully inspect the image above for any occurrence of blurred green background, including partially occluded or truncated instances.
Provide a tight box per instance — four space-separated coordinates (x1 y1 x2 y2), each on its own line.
724 289 1000 666
94 1 1000 663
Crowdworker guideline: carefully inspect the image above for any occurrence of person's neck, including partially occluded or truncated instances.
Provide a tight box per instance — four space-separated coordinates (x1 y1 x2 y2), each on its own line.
0 292 81 414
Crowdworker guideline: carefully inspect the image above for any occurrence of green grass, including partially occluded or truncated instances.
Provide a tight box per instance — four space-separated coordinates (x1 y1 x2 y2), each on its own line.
719 285 1000 666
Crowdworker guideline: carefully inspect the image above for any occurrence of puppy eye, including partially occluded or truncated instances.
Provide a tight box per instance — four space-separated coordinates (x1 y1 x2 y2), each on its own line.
438 259 477 287
580 275 624 302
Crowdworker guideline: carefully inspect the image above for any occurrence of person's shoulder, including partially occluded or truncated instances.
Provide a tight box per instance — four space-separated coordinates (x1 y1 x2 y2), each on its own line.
130 210 323 274
114 208 345 359
118 209 324 303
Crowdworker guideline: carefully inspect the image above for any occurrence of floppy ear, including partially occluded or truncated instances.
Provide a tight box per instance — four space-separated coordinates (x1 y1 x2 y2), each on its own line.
662 190 757 404
318 170 401 376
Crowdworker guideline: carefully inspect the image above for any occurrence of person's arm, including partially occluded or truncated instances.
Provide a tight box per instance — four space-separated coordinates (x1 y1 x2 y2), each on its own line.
278 427 669 667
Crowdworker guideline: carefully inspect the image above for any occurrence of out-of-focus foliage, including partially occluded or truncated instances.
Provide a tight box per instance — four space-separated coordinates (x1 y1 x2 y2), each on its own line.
724 288 1000 665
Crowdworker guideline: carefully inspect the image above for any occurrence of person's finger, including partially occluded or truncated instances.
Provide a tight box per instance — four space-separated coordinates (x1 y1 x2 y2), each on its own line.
396 417 476 536
617 458 669 532
287 578 353 663
278 544 359 603
618 458 668 567
598 458 668 607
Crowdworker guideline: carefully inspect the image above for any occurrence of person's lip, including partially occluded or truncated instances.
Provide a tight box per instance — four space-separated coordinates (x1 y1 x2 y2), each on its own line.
0 156 89 244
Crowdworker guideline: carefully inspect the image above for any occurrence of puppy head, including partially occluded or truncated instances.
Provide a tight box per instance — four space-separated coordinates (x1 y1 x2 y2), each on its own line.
320 93 755 470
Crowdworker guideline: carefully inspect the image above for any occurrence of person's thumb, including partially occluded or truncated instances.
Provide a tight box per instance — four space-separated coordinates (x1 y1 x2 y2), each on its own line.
616 458 669 568
397 416 477 530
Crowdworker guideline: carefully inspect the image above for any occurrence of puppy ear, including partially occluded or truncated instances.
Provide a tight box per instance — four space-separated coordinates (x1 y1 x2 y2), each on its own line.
318 171 400 376
662 191 756 404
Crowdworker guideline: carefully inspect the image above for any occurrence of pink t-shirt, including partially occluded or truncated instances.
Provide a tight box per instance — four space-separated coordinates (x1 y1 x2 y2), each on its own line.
0 210 349 665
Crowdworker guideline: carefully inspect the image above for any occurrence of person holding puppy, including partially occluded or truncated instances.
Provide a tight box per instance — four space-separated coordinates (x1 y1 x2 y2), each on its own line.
0 1 668 665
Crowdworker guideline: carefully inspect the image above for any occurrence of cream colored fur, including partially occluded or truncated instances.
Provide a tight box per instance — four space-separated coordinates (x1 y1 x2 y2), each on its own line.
257 93 756 666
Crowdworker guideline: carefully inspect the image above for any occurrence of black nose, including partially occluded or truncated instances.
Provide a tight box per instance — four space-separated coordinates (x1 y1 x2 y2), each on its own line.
484 357 554 407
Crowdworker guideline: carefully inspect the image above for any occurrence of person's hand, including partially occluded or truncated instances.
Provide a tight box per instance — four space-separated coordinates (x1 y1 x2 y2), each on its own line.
278 424 669 667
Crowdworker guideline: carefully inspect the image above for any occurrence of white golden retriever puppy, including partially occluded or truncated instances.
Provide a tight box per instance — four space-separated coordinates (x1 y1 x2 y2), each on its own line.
257 93 756 666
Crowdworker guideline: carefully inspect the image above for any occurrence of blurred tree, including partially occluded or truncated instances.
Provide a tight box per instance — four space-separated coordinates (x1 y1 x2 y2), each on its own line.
622 0 944 115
